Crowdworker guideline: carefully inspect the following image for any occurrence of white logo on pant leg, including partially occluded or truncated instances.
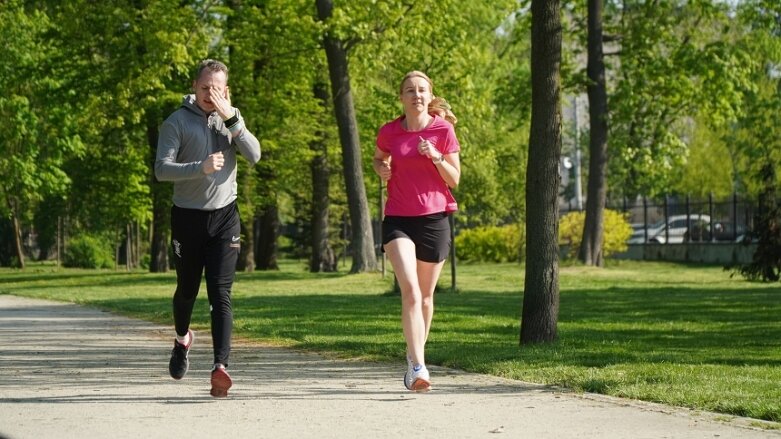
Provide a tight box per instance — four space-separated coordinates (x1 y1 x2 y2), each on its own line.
173 239 182 258
231 236 240 242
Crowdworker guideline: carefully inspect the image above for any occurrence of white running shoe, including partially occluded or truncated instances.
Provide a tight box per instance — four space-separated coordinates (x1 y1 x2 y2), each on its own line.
404 363 431 392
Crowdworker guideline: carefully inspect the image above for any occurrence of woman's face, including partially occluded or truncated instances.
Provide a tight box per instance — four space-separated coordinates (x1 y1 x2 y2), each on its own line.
399 76 433 115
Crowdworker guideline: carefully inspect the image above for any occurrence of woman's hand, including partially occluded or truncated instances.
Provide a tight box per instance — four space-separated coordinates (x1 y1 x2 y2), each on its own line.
418 136 442 162
377 160 392 182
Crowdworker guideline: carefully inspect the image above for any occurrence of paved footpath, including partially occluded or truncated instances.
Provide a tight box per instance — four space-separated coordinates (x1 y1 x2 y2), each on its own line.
1 294 779 439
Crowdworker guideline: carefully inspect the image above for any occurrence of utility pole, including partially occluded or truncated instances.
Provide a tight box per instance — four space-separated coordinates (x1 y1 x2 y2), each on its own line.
379 176 385 278
573 95 584 211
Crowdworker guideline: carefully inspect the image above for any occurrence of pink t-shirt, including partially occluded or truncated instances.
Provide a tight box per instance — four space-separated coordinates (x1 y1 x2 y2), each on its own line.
376 115 460 216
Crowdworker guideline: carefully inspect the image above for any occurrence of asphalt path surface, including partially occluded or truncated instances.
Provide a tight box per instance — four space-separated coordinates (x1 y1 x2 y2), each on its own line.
1 295 779 439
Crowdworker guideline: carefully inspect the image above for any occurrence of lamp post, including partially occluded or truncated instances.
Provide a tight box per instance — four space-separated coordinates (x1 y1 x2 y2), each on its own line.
573 95 584 211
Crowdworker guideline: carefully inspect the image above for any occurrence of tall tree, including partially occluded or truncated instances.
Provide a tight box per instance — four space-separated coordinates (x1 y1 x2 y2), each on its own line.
607 1 750 198
578 0 609 266
310 80 338 272
226 0 339 271
315 0 377 273
0 2 83 268
146 0 215 272
35 0 212 271
739 164 781 281
521 0 562 344
147 106 172 272
729 0 781 281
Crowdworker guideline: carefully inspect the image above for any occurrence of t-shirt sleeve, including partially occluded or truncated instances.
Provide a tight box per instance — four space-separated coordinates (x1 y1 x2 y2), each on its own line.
442 124 460 154
376 125 391 153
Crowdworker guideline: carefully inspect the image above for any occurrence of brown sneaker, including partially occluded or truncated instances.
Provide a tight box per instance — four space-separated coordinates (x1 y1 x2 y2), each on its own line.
210 365 232 398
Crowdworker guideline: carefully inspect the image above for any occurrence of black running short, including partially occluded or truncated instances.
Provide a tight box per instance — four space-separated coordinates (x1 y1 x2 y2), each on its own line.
382 212 452 263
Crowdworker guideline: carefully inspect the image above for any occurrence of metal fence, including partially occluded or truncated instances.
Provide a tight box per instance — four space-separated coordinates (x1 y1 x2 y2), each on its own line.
562 194 758 244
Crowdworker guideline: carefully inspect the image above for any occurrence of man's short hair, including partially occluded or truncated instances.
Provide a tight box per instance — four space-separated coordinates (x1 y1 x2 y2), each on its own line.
196 59 229 82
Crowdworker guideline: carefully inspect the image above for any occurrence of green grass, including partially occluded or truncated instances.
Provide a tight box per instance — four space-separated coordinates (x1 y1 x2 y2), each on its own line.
1 259 780 423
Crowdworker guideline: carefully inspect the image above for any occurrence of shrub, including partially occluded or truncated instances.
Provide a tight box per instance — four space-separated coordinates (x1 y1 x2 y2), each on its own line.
64 234 114 269
559 209 633 259
734 164 781 282
140 253 151 270
455 224 524 263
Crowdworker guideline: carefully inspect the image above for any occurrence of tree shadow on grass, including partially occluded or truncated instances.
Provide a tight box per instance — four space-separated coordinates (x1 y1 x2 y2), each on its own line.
11 280 781 374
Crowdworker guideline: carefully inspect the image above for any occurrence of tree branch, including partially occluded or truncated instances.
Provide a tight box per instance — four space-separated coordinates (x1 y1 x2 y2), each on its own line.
344 3 414 53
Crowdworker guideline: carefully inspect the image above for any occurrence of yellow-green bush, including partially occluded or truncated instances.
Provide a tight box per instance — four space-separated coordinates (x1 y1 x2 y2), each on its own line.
558 209 633 259
64 234 114 269
455 224 524 262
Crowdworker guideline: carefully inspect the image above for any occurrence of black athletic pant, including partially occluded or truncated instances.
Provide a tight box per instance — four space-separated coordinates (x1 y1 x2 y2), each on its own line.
171 201 240 367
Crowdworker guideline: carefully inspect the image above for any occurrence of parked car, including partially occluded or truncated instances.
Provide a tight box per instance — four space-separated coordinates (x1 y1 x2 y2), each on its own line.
686 220 747 242
627 223 650 244
631 214 711 244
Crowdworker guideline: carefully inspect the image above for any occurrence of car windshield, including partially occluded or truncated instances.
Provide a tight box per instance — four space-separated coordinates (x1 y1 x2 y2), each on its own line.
649 219 666 229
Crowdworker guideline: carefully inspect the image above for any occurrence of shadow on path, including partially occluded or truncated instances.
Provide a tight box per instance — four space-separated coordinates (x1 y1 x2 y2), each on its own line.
1 294 778 439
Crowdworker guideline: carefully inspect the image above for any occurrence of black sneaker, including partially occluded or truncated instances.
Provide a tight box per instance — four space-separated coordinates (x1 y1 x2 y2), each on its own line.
168 329 193 380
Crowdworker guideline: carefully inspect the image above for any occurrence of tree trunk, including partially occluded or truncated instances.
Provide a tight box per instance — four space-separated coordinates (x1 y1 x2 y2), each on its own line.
225 0 256 273
740 162 781 281
237 215 255 272
149 188 169 272
310 81 337 272
126 223 132 270
579 0 609 267
252 142 279 271
255 205 279 270
316 0 377 273
757 163 780 281
235 162 257 272
521 0 562 345
0 218 13 266
11 212 25 269
148 113 169 273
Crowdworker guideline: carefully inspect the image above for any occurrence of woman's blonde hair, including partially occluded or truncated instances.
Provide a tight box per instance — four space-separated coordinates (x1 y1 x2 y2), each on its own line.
399 71 458 124
399 70 433 94
429 96 457 125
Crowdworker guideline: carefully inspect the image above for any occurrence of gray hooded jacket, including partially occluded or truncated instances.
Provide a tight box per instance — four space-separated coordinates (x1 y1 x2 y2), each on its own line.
155 95 261 210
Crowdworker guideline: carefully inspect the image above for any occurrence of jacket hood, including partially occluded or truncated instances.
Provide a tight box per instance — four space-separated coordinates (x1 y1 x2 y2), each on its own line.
181 94 209 117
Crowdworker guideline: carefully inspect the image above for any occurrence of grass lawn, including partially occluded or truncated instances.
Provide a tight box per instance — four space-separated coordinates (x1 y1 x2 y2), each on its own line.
1 259 779 423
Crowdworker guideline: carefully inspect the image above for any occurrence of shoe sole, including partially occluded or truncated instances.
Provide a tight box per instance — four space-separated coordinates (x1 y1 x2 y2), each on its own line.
404 372 432 392
169 365 188 380
410 378 431 392
210 370 233 398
